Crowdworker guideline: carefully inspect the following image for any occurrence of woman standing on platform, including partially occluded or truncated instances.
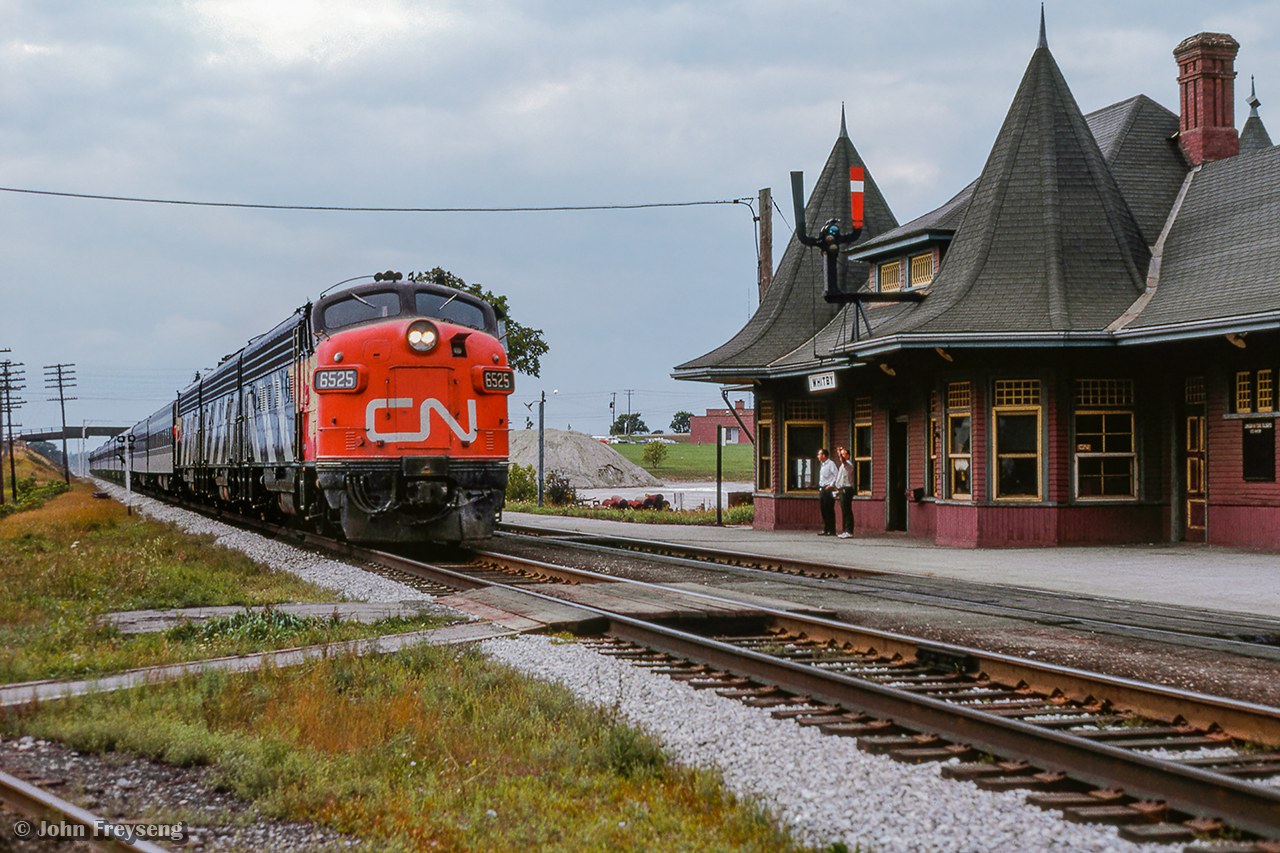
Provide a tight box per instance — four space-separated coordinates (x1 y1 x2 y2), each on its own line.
836 446 855 539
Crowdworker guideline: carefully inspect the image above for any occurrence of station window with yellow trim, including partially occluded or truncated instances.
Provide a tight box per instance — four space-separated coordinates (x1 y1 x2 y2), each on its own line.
993 379 1041 500
1233 369 1275 414
878 259 902 293
926 390 939 497
757 400 773 492
1074 379 1137 499
946 381 972 499
853 397 873 495
784 400 826 492
909 252 934 288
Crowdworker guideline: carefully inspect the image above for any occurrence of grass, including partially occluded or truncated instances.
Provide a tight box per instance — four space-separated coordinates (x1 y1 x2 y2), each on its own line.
0 446 71 517
1 444 65 484
611 441 755 481
0 482 451 683
2 645 815 853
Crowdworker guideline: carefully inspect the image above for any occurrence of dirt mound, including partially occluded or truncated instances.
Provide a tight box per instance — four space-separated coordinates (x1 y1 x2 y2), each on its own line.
508 429 662 488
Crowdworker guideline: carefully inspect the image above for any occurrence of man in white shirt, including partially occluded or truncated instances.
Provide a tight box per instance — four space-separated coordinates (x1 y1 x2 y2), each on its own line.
817 448 838 536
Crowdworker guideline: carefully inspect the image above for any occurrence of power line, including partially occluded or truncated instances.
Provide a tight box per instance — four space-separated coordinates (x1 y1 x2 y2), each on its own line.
0 185 754 214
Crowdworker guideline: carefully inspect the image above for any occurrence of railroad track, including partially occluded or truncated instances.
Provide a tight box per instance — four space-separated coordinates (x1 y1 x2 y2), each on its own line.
0 768 170 853
331 543 1280 847
495 521 1280 656
53 485 1280 847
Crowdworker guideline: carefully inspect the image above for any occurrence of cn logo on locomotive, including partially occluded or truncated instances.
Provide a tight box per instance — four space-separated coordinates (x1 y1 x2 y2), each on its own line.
365 398 479 443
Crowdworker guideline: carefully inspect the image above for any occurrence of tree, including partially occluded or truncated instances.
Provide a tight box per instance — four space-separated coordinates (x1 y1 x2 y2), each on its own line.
610 413 648 435
641 441 669 470
670 411 693 434
408 268 549 376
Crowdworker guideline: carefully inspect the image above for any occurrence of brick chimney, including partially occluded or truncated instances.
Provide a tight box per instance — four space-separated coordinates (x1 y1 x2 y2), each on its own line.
1174 32 1240 164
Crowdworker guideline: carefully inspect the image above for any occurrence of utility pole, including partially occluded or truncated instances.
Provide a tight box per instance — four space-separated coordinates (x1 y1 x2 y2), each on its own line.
609 392 616 435
45 363 76 484
2 361 26 504
758 187 773 302
624 389 634 437
537 391 545 507
0 349 8 505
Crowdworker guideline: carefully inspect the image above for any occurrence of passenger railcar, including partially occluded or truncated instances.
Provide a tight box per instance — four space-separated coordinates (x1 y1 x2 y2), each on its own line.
90 274 514 543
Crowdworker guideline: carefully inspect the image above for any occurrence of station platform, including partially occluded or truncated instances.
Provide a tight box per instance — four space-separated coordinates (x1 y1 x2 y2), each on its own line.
502 511 1280 621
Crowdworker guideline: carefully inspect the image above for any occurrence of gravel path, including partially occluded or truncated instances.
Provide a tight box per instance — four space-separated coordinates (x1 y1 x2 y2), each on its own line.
483 634 1170 853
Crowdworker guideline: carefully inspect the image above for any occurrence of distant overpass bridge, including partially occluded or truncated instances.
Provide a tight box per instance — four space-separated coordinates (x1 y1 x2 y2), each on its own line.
19 426 130 442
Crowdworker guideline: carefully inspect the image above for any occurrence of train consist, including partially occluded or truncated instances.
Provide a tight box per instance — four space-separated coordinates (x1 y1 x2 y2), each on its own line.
90 273 514 543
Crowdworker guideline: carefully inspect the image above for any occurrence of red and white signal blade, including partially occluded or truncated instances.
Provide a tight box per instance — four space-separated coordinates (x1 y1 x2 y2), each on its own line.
850 167 864 229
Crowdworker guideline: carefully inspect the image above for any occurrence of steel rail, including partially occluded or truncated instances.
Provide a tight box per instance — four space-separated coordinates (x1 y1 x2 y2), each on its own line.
0 770 171 853
601 617 1280 840
496 523 1280 653
460 546 1280 745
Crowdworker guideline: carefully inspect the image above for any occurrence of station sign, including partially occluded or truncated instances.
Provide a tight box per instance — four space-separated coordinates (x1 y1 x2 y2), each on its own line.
808 371 837 393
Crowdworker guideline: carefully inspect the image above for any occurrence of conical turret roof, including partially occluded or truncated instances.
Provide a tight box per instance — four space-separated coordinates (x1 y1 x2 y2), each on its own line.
674 115 897 380
1240 78 1274 155
852 28 1150 342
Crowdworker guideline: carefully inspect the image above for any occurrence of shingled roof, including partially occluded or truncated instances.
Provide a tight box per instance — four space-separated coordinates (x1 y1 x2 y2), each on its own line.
672 116 897 381
676 20 1279 384
1117 145 1280 334
863 33 1149 341
853 95 1184 260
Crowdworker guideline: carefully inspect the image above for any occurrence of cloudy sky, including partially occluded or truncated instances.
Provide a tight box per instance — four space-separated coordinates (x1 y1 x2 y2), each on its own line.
2 0 1277 443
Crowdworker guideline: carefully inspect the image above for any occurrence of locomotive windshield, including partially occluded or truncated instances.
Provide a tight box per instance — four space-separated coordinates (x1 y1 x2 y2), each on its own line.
323 290 401 329
414 291 489 332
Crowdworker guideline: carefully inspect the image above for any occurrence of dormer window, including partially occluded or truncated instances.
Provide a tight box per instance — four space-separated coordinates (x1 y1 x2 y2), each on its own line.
878 260 902 292
909 252 935 287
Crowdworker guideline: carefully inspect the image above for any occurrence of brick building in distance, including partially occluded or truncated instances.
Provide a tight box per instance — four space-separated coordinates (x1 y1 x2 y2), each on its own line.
675 17 1280 548
689 400 756 445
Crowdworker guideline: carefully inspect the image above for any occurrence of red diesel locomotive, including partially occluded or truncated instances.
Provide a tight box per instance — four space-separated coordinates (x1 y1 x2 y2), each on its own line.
90 273 514 543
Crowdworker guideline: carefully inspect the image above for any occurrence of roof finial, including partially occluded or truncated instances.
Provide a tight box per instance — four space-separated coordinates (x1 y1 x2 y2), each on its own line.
1038 3 1048 50
1249 75 1262 117
840 102 848 138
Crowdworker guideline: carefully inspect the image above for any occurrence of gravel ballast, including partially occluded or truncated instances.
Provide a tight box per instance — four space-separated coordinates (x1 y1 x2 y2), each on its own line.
482 634 1169 853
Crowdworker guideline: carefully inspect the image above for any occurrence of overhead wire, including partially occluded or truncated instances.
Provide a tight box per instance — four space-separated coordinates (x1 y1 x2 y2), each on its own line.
0 185 755 213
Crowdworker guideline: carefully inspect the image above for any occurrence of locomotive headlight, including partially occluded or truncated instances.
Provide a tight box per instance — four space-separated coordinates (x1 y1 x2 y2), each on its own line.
406 321 439 352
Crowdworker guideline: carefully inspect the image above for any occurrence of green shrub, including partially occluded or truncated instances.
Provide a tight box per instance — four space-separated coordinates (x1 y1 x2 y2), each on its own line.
544 469 577 506
641 441 669 470
0 476 70 518
505 463 538 502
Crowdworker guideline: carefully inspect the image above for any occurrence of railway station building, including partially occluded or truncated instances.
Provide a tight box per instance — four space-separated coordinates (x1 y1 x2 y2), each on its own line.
674 23 1280 548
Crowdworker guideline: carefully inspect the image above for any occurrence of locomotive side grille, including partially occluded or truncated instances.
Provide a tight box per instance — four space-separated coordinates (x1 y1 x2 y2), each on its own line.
345 430 363 451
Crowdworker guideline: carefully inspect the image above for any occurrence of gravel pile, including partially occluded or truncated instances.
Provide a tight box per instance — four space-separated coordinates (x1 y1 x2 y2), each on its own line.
508 428 662 488
482 634 1169 853
93 482 427 604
